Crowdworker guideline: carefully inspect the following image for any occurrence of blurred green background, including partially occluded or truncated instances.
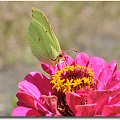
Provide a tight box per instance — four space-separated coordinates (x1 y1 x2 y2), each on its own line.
0 1 120 116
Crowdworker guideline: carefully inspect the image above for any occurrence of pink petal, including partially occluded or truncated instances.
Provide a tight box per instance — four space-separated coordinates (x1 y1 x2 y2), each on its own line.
75 104 96 116
98 61 118 90
110 87 120 97
94 93 110 115
115 71 120 81
115 114 120 116
56 62 66 70
76 89 93 98
88 57 106 79
109 93 120 105
106 71 120 89
12 106 41 116
75 52 90 66
87 90 111 115
16 92 50 114
16 92 40 108
17 91 61 116
41 95 61 116
87 90 110 104
19 72 52 97
64 54 75 66
41 63 58 74
101 105 120 116
65 92 84 113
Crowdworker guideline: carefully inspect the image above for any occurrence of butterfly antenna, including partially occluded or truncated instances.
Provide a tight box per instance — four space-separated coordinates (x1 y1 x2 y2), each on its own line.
65 48 78 53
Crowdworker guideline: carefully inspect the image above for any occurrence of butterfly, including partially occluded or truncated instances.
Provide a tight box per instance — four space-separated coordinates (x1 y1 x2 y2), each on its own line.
27 7 65 65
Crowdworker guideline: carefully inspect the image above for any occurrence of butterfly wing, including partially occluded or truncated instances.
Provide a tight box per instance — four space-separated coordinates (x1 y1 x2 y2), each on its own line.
27 7 61 63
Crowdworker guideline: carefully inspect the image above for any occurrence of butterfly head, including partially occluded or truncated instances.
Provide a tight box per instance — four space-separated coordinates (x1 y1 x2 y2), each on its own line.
50 51 66 65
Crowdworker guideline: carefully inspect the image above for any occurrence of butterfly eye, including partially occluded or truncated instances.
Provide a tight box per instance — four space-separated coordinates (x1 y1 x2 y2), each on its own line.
59 54 63 58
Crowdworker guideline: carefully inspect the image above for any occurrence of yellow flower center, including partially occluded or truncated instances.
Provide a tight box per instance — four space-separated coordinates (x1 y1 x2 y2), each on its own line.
50 64 94 93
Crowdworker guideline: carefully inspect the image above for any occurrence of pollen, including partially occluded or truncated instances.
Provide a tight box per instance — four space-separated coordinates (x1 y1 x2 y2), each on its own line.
50 64 94 93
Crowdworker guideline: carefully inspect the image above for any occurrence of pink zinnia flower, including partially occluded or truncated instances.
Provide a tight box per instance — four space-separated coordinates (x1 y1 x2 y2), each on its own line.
12 52 120 116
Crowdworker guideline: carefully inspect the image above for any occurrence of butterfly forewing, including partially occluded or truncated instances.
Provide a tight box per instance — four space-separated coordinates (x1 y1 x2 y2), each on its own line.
28 21 50 61
27 7 61 62
32 8 61 54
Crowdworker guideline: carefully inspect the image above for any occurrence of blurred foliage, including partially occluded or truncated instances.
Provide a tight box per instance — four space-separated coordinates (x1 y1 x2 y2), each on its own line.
1 1 120 116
